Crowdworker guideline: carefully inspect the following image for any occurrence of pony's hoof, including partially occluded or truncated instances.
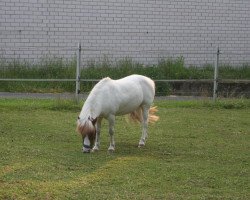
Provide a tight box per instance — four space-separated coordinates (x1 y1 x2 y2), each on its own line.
82 147 91 153
138 140 145 147
83 150 90 153
108 146 115 153
108 150 115 154
91 147 99 153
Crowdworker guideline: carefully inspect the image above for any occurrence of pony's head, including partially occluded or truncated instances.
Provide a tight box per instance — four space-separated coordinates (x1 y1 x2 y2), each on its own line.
76 116 97 153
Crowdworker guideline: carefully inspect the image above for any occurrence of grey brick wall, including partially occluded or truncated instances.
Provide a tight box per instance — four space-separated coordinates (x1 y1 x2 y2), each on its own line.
0 0 249 66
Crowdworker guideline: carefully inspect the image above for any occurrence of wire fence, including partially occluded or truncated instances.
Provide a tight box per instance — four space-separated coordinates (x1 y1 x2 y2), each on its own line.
0 44 249 101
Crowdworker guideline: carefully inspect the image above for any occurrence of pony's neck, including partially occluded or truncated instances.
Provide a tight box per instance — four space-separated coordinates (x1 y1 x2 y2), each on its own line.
80 79 109 122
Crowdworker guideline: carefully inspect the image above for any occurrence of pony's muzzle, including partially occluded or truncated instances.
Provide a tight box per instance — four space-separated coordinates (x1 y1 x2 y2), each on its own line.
82 144 91 153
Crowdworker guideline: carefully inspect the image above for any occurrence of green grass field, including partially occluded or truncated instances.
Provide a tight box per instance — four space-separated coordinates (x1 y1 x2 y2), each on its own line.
0 99 249 199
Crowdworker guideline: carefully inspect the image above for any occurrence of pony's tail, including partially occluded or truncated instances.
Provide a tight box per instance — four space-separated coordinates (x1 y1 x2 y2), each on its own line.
129 106 159 124
148 106 159 123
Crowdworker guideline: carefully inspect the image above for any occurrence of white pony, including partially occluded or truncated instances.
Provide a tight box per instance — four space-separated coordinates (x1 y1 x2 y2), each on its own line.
77 74 159 153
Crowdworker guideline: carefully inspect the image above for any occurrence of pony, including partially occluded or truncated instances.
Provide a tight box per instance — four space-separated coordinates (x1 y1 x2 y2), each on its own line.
76 74 159 153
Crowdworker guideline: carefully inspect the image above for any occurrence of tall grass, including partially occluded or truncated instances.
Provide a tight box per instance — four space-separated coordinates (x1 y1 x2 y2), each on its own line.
0 57 76 93
0 56 76 79
0 56 249 94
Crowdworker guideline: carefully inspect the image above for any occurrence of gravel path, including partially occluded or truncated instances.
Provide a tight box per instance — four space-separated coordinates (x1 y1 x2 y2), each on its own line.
0 92 84 100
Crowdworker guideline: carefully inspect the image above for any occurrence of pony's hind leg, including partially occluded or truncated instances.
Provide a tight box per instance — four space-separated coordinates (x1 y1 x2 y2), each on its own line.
108 115 115 152
92 118 102 152
138 106 149 147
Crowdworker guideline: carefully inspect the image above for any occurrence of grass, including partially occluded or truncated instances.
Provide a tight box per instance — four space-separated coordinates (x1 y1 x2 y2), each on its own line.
0 57 76 93
0 98 249 199
0 57 249 95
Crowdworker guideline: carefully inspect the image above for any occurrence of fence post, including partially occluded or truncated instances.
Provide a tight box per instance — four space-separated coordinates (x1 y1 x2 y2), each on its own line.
213 47 220 101
76 43 81 102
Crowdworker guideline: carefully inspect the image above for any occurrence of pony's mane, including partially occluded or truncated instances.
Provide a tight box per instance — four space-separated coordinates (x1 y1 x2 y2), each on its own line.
77 119 96 144
88 77 111 97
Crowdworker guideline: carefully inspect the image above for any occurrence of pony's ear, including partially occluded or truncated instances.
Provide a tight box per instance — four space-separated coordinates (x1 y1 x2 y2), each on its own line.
91 117 97 125
88 116 97 125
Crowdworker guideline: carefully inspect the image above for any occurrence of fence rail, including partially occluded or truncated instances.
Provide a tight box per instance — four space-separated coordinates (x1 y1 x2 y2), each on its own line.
0 78 76 82
1 78 249 84
1 44 249 101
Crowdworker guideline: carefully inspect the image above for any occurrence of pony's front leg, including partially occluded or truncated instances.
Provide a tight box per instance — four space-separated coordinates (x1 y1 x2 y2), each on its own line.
108 115 115 152
92 118 102 152
139 106 149 147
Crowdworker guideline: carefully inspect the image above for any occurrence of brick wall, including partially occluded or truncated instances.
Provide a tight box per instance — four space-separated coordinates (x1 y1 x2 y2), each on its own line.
0 0 249 66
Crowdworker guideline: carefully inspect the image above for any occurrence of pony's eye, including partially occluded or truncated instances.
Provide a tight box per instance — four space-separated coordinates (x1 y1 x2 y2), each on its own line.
78 116 80 120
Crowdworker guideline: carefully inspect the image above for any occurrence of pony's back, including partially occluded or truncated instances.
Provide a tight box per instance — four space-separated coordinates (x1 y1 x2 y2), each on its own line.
116 74 155 95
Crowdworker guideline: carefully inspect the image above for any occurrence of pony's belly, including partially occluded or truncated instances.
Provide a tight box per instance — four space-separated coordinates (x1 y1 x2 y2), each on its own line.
116 99 142 115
